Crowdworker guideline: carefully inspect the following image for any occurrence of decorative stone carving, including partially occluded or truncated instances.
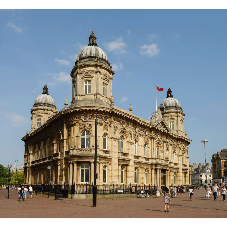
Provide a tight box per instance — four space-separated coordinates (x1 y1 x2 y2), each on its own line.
79 123 92 133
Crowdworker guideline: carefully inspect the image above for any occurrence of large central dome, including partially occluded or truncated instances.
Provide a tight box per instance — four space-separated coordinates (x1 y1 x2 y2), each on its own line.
75 31 110 67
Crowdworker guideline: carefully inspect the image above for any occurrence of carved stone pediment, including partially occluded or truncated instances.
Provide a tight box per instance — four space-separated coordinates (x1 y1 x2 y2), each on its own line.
79 123 92 133
154 120 169 134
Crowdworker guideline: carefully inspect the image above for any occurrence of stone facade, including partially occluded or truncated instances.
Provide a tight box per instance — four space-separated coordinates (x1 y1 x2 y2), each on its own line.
22 31 191 189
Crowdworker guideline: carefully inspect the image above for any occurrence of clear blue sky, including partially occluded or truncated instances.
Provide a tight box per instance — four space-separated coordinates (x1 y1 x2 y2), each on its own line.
1 7 227 169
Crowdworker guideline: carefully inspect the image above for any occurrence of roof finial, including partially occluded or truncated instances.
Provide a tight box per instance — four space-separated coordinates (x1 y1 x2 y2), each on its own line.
42 84 49 95
167 87 173 98
64 98 68 108
88 30 98 47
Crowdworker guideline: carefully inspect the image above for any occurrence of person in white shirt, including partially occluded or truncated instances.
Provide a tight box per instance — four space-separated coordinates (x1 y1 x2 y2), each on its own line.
29 185 33 199
189 187 194 201
24 187 28 199
221 185 226 201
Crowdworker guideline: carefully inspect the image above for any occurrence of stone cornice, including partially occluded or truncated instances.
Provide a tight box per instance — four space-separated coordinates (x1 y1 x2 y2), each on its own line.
22 104 191 144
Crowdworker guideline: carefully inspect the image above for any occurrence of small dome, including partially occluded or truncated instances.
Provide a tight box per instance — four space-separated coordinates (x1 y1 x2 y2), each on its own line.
75 31 110 67
33 85 56 109
160 88 182 111
76 46 109 62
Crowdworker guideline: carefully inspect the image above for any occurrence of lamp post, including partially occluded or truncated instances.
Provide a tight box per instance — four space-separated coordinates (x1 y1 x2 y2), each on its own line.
93 115 97 207
8 164 12 199
201 140 208 188
47 166 51 198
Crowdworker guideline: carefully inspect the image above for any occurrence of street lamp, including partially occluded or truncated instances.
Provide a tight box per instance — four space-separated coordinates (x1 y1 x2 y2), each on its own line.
47 166 51 198
8 164 12 199
201 140 208 188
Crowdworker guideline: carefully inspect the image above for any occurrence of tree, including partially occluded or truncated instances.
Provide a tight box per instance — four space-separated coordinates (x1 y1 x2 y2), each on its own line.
10 172 24 185
0 164 9 186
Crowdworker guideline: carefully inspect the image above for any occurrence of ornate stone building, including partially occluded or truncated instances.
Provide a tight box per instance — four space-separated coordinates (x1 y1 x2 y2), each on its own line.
22 31 191 189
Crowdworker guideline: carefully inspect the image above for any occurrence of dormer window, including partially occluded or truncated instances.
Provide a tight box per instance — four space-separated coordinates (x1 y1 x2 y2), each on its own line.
84 80 91 94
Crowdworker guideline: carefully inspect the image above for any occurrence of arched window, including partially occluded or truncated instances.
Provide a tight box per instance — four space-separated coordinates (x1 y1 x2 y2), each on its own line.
103 134 107 150
103 165 107 184
80 163 90 183
81 131 90 148
119 136 123 152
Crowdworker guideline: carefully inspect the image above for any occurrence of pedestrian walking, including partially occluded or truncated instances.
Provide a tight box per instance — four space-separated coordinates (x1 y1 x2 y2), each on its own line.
206 186 211 198
174 187 177 197
18 185 24 201
164 192 171 212
221 185 226 201
156 187 160 197
29 185 33 199
212 183 219 201
170 187 174 198
189 187 193 201
24 186 28 199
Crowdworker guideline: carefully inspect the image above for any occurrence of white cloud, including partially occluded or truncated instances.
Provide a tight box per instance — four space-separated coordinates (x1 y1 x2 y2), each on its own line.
52 72 71 83
55 58 71 66
119 96 128 103
6 113 29 127
103 37 127 55
140 44 160 57
127 29 131 35
112 63 123 71
147 34 158 41
7 21 23 33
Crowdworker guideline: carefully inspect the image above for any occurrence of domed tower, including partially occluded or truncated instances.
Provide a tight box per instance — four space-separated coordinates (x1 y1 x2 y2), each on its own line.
160 88 185 134
70 31 115 108
31 85 57 131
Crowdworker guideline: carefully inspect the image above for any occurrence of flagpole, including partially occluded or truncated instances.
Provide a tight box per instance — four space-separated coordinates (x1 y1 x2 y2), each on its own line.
155 85 157 112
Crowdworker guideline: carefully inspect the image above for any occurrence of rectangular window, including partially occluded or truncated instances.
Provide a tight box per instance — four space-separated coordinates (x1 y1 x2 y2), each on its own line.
134 141 137 155
37 118 41 128
134 168 137 184
119 137 123 152
103 83 107 97
121 167 124 184
103 134 107 150
84 80 91 94
103 166 107 184
169 121 174 130
224 161 227 168
156 147 159 158
145 170 147 185
144 145 147 157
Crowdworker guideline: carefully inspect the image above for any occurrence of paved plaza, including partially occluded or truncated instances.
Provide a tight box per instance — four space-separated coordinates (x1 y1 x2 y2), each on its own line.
0 188 227 218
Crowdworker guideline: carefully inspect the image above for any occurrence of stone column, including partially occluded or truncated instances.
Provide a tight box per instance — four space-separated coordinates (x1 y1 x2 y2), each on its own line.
156 168 160 187
73 162 77 185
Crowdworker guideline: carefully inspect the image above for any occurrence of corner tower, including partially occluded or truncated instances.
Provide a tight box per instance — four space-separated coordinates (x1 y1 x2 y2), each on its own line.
31 85 57 131
70 31 115 108
160 88 185 135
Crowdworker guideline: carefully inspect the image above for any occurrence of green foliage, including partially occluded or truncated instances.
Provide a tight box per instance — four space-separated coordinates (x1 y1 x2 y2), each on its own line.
0 164 10 186
10 172 24 185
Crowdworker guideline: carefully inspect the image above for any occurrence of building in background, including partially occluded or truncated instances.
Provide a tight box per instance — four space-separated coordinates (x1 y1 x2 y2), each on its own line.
191 163 212 187
22 31 191 190
211 149 227 185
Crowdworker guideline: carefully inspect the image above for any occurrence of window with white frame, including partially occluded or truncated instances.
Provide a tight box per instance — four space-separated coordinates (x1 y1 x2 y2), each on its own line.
121 166 124 184
119 136 123 152
84 80 91 94
81 131 90 148
134 168 137 184
144 145 147 157
103 83 107 97
103 134 107 150
134 141 137 155
103 165 107 184
80 163 90 183
37 118 41 128
169 121 174 130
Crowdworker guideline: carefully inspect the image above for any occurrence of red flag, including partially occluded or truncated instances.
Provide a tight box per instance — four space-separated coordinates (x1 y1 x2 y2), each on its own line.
156 87 164 91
